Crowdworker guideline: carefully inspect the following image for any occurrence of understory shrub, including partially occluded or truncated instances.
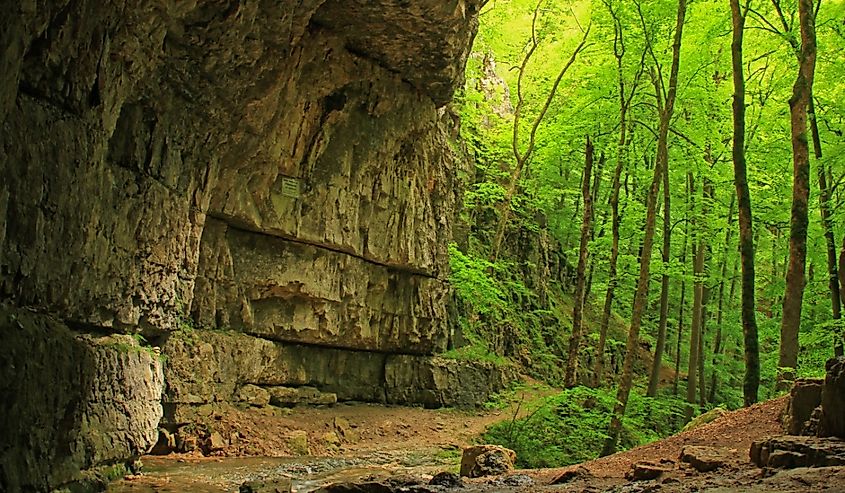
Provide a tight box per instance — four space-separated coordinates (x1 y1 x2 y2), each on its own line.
483 386 686 468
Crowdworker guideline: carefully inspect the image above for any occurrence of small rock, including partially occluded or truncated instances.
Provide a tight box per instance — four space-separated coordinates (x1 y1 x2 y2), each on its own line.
551 466 592 485
287 430 310 456
551 466 592 484
240 477 292 493
459 445 516 478
207 431 226 451
176 433 198 453
150 428 176 455
680 446 729 472
322 431 341 448
236 384 271 407
626 461 670 481
499 474 533 487
334 417 359 443
429 471 463 488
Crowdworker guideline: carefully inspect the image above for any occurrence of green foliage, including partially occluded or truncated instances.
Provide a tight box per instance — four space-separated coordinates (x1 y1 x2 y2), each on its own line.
483 386 686 468
449 244 507 315
454 0 844 423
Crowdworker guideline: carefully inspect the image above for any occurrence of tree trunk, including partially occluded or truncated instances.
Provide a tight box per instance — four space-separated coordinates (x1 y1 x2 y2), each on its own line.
647 131 672 397
730 0 760 406
585 153 607 302
595 1 640 386
673 214 689 396
602 0 687 456
698 277 710 407
686 173 705 421
489 18 590 263
815 150 842 357
778 0 817 390
709 195 735 403
564 137 595 388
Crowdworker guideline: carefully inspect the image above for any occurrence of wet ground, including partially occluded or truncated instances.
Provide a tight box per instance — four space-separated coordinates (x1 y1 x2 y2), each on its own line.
109 450 459 493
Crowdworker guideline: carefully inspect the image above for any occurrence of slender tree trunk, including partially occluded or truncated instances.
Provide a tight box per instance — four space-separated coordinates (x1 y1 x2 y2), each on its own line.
778 0 817 390
730 0 760 406
815 144 842 357
564 137 595 388
698 277 711 407
840 234 845 355
585 153 607 302
673 214 689 396
685 173 705 420
709 195 736 403
489 17 590 263
595 3 639 386
602 0 687 456
647 134 672 397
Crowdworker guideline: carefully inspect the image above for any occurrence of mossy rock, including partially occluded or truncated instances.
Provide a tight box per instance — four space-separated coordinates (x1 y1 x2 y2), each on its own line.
682 408 728 432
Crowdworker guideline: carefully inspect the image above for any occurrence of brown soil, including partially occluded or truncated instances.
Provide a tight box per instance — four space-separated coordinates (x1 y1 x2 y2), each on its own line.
538 395 789 481
176 382 558 458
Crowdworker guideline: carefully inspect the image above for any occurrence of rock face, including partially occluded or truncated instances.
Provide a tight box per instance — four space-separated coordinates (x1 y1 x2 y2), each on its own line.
785 378 824 435
751 436 845 468
0 305 164 492
819 356 845 439
162 329 513 422
1 1 490 490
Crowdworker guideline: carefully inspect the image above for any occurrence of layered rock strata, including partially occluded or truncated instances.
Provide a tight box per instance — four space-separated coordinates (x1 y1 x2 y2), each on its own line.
1 1 493 490
0 305 163 491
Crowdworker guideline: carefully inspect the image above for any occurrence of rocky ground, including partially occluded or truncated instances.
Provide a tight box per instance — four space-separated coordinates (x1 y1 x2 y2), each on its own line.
110 388 845 492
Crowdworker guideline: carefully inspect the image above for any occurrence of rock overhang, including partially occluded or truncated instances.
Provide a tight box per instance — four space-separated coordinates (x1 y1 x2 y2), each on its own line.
311 0 484 106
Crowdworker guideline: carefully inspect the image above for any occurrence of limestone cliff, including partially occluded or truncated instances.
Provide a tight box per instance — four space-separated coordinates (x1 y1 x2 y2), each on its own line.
0 1 494 490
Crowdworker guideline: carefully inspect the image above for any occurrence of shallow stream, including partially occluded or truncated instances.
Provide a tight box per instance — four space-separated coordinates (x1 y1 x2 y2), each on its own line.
108 450 457 493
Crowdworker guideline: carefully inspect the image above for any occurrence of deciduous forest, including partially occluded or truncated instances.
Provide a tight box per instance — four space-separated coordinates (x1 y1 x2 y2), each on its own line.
450 0 845 464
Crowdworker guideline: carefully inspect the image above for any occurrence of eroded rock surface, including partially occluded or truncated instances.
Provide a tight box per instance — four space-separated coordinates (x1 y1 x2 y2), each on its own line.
819 356 845 439
1 0 487 489
0 305 163 491
751 436 845 469
785 378 824 435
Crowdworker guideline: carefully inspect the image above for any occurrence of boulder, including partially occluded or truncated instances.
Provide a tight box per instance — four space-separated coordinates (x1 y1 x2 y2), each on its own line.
819 357 845 439
751 436 845 468
236 384 272 407
785 378 824 435
207 432 227 452
680 446 731 472
240 478 293 493
626 461 671 481
459 445 516 478
269 386 338 407
682 408 729 432
0 307 164 492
